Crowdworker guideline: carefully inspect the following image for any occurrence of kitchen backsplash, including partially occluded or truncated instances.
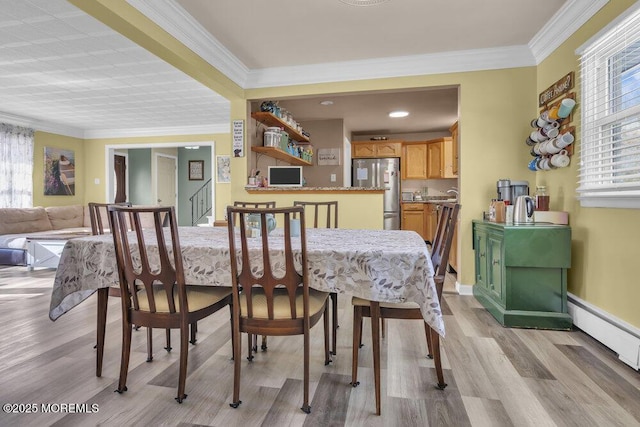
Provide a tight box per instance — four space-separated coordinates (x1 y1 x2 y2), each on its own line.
401 178 457 196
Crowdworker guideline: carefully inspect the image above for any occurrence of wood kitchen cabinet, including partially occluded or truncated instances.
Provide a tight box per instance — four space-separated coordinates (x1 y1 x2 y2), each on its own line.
352 140 402 158
424 202 439 243
427 137 456 178
401 203 426 239
472 220 572 330
449 121 459 176
401 141 428 179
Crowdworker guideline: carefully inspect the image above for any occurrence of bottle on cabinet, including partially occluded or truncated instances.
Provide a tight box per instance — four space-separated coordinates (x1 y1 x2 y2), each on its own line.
535 186 549 211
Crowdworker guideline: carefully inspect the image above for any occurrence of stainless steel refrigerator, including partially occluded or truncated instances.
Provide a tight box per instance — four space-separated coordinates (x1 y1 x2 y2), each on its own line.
352 158 400 230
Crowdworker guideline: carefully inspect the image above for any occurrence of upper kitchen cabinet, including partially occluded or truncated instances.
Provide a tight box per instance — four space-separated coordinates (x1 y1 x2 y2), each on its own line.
427 137 456 179
401 141 428 179
352 140 402 158
449 121 459 176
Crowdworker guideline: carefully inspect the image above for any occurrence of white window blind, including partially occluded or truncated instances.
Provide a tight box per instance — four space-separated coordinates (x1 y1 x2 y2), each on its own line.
576 4 640 208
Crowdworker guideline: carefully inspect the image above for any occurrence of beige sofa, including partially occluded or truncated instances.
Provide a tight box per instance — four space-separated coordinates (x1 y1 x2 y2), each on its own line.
0 205 91 266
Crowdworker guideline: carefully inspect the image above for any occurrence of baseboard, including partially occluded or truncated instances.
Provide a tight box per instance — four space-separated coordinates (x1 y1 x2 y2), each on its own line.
455 281 474 296
568 292 640 371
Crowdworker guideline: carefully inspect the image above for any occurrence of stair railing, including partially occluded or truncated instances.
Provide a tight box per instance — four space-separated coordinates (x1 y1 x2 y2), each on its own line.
189 178 212 226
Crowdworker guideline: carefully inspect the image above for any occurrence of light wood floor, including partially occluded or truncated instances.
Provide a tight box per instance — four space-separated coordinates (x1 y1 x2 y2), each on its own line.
1 266 639 426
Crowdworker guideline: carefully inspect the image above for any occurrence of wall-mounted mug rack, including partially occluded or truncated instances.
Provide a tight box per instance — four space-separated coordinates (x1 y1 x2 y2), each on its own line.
527 72 577 172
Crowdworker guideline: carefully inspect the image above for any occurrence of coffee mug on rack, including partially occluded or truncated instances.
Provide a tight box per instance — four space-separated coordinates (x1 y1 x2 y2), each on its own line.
538 139 551 155
554 132 574 150
528 158 539 171
541 124 559 139
557 98 576 118
539 156 552 170
551 150 571 168
533 142 544 156
530 130 548 143
545 137 563 155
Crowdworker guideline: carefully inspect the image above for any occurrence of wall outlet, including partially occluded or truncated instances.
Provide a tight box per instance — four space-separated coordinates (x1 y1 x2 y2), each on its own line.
94 178 100 185
330 173 336 182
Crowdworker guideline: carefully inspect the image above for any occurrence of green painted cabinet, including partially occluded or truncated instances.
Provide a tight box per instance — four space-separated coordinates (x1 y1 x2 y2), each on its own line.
472 220 572 330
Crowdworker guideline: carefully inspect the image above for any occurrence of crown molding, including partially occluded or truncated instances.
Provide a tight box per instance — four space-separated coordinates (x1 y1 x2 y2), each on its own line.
0 111 84 138
126 0 249 87
83 123 230 140
245 45 536 88
130 0 604 90
0 111 228 139
529 0 609 63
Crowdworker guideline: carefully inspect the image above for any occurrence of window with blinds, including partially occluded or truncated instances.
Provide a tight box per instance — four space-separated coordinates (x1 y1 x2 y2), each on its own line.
576 4 640 208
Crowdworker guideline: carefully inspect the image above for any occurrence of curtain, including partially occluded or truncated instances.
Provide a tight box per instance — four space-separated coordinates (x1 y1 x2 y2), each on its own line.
0 123 34 208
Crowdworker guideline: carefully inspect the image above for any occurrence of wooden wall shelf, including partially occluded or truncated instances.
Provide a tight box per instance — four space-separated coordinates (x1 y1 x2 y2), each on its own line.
251 112 310 143
251 146 312 166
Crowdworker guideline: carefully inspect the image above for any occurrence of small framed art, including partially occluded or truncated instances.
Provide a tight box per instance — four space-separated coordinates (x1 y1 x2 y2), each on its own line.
188 160 204 180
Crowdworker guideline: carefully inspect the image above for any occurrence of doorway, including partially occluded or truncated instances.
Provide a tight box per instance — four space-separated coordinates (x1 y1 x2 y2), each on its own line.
155 153 177 208
105 142 216 225
114 153 128 203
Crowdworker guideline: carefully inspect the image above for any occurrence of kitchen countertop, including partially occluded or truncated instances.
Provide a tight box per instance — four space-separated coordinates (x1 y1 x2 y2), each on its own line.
402 197 458 203
245 186 385 193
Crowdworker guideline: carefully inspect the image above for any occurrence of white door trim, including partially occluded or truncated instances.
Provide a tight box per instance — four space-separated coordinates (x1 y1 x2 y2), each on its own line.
104 141 216 218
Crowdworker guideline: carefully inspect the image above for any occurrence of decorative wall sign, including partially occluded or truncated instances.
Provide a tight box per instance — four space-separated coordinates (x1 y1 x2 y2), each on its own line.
44 147 75 195
539 72 574 107
317 148 341 165
189 160 204 180
216 155 231 183
232 119 244 157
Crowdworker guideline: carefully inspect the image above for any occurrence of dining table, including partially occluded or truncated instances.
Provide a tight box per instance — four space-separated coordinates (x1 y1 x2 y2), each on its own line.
48 226 445 338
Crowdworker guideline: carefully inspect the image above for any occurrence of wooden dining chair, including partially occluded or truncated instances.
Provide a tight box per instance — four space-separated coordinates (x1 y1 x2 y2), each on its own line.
233 201 276 352
90 202 136 378
293 200 340 356
108 205 233 403
92 202 177 378
227 205 330 413
350 202 460 415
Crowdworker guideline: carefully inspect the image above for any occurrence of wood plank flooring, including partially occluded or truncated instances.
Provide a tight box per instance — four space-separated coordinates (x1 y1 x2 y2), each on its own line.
0 266 638 426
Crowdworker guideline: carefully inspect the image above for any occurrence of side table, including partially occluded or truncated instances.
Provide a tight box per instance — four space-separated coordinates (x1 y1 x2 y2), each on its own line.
26 232 90 270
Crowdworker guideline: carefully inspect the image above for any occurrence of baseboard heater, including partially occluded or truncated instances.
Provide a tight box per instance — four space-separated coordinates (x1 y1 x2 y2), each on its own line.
568 292 640 371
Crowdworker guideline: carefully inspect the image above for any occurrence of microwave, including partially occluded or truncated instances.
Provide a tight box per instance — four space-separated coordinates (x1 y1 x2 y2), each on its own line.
401 191 414 201
268 166 303 187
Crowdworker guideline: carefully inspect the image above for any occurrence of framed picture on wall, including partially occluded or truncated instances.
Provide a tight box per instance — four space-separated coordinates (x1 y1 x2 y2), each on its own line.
216 155 231 183
44 146 75 195
189 160 204 180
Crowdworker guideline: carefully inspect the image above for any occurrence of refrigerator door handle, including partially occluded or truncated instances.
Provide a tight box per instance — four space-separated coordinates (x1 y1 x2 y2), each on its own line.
373 161 378 188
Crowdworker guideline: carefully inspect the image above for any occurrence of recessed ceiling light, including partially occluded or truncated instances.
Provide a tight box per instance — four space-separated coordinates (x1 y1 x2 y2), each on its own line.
320 100 334 106
389 111 409 118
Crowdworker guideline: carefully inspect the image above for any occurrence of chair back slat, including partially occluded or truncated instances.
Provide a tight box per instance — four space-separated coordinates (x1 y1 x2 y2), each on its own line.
109 205 187 317
293 201 338 228
429 203 460 298
227 206 307 320
233 201 276 228
88 202 131 235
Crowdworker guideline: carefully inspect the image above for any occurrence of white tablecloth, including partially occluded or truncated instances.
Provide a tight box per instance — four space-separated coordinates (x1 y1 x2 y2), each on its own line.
49 227 444 336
